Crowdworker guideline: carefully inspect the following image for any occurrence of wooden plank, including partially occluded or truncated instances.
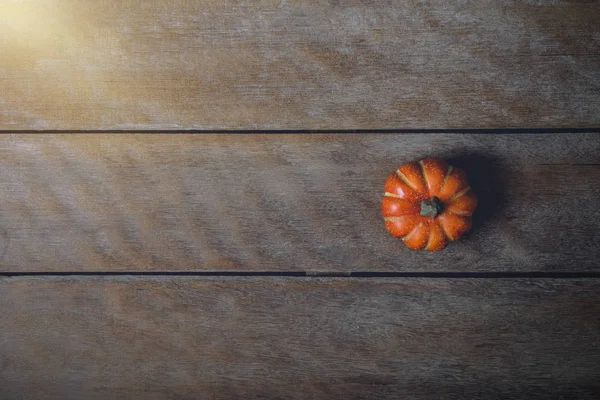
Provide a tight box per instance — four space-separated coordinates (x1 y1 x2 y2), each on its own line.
1 133 599 272
1 277 599 399
1 1 599 130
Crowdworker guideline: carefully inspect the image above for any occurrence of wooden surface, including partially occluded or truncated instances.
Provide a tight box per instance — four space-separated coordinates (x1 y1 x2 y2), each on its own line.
1 0 600 130
2 1 600 397
1 277 599 399
0 133 598 272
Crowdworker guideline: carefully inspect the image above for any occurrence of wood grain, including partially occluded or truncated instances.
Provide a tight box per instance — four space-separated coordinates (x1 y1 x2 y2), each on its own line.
1 0 599 130
1 277 599 399
0 133 599 272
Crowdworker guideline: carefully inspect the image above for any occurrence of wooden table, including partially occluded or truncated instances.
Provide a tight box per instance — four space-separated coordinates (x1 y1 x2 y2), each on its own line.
1 1 599 398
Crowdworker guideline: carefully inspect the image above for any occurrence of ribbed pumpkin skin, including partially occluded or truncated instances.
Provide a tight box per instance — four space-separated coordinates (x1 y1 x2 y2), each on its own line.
382 158 477 251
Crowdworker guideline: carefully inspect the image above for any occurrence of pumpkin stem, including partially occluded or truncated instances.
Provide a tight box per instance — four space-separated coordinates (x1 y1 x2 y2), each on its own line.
420 196 444 219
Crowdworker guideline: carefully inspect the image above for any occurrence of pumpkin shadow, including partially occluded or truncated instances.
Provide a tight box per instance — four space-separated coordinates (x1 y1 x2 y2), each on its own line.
445 154 506 233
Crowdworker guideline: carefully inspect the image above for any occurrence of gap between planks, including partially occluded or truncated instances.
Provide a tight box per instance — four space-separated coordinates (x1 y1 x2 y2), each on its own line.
2 271 600 279
0 128 598 134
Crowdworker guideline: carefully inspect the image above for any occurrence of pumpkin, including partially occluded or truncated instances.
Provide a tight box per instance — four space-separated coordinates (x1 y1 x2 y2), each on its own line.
382 157 477 251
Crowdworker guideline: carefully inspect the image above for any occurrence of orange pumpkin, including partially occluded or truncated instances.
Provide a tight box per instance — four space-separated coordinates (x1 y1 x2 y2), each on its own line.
382 157 477 251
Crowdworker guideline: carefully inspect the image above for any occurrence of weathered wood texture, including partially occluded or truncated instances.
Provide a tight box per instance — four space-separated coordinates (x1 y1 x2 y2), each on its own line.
1 277 599 399
1 1 599 130
0 133 599 272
